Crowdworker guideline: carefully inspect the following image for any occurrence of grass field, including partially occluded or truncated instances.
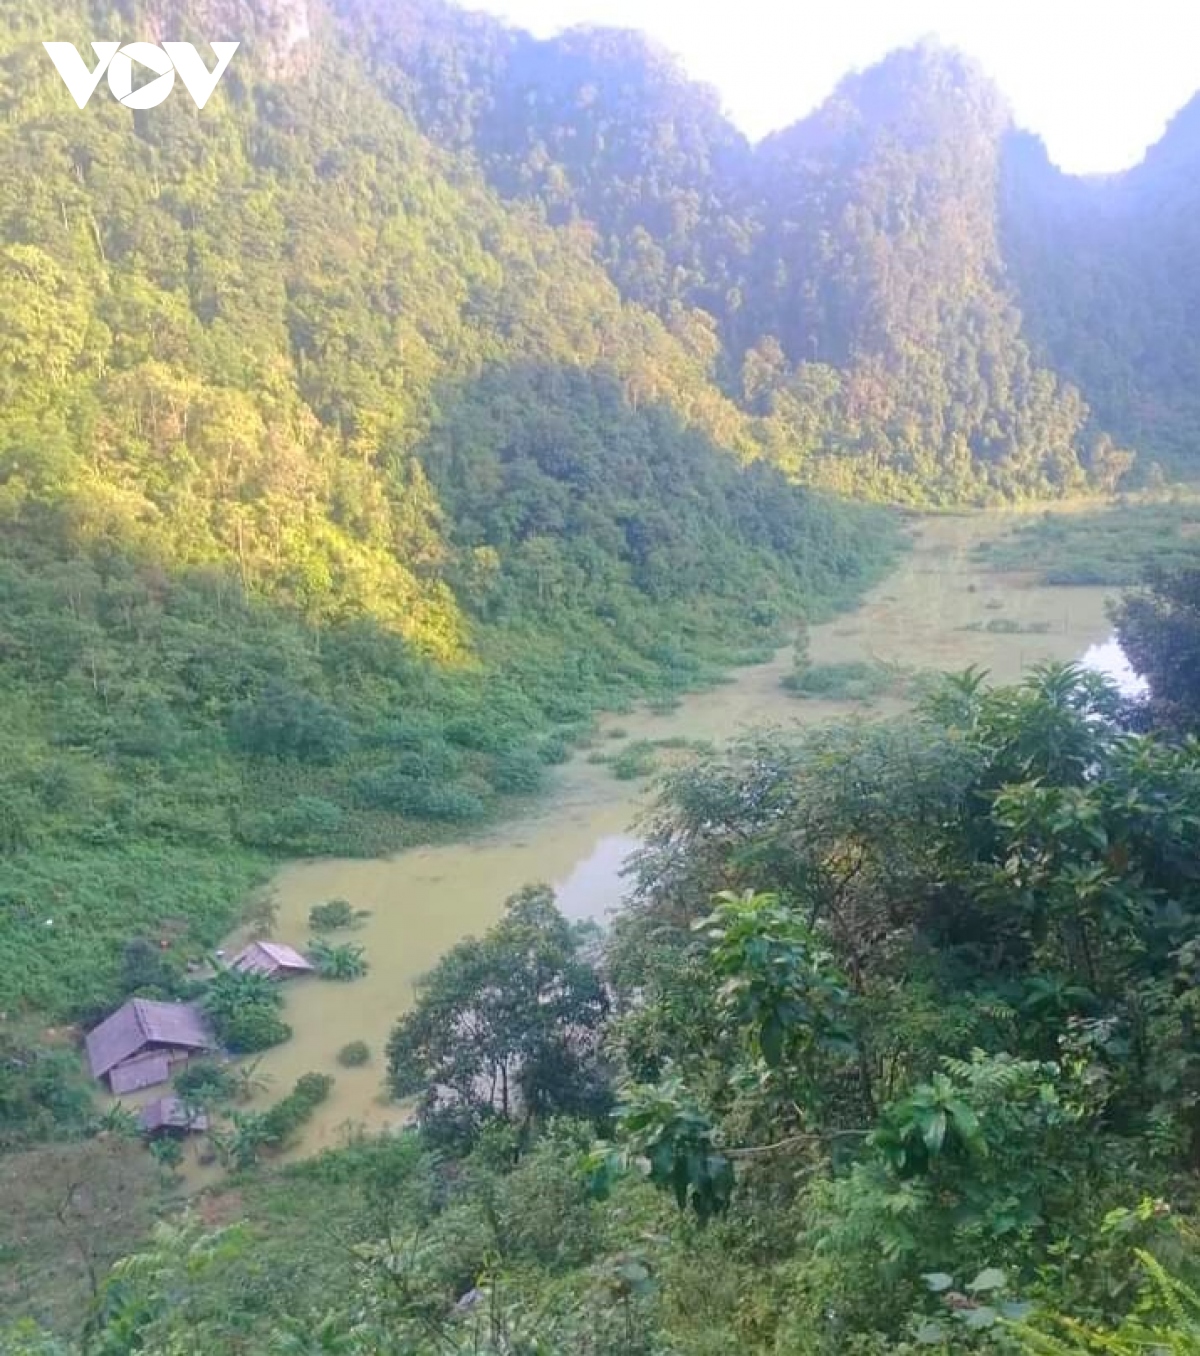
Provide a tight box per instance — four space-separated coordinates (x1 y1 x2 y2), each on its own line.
973 497 1200 585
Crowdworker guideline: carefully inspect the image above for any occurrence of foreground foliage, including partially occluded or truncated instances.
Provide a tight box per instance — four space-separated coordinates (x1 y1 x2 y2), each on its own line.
1115 564 1200 734
12 664 1200 1353
387 885 610 1147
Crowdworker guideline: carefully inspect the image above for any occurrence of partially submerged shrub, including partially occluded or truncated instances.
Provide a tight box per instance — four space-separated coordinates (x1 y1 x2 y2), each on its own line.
258 1073 335 1148
610 742 659 780
174 1060 237 1104
783 660 898 702
308 899 370 932
308 940 369 981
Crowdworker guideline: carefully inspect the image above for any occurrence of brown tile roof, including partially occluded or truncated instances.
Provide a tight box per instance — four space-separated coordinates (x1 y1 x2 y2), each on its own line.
139 1096 210 1133
85 998 214 1080
231 941 314 976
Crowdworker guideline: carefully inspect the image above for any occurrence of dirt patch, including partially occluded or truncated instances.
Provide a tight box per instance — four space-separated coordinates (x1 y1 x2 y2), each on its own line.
197 1188 246 1227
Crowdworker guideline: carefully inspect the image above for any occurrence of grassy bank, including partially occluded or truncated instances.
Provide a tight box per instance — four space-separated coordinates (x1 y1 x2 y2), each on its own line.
973 495 1200 585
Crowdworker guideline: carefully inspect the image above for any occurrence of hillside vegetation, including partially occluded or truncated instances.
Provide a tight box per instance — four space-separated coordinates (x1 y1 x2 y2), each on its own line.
364 5 1173 496
0 0 896 1025
6 2 1200 1353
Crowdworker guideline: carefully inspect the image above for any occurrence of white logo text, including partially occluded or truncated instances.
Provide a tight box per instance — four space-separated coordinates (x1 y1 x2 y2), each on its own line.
43 41 239 109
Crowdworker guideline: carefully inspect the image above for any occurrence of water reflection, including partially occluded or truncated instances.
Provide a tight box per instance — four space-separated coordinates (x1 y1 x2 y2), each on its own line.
1080 634 1148 697
554 834 641 922
554 638 1149 929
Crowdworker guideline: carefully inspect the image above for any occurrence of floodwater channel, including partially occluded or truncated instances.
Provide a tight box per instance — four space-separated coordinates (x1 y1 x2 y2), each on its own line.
215 511 1126 1162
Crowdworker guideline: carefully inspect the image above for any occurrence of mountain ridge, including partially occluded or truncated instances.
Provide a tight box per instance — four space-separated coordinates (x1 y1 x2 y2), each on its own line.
340 2 1197 483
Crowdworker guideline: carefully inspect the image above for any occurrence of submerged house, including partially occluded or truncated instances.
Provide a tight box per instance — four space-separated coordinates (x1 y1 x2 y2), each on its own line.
230 940 314 980
85 998 214 1093
139 1096 210 1136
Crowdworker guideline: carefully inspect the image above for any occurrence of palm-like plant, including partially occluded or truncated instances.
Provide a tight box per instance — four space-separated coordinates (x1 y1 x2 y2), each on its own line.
94 1102 140 1138
1018 1252 1200 1354
306 940 369 981
208 1111 271 1171
232 1056 273 1103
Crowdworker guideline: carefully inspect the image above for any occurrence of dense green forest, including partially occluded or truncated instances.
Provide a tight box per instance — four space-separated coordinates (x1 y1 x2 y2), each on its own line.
358 1 1200 494
6 0 1200 1351
0 0 899 1028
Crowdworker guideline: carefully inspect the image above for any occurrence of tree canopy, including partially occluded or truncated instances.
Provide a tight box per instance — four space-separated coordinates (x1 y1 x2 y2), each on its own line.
387 885 610 1145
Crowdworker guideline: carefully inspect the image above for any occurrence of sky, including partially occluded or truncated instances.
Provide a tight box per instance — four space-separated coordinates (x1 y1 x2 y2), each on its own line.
469 0 1200 174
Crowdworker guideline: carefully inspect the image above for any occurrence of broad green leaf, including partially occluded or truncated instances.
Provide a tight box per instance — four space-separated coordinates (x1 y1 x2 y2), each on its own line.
760 1013 785 1068
967 1267 1006 1293
963 1304 998 1329
921 1107 948 1154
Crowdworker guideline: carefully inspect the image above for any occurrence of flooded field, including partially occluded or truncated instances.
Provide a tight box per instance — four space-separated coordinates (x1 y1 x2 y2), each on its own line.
217 511 1121 1161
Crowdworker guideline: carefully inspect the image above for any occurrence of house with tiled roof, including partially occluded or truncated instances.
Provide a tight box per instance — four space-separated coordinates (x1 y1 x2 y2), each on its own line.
85 998 214 1092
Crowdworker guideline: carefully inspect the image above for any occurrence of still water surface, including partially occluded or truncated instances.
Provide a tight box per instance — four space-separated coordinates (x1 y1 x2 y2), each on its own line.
222 513 1127 1159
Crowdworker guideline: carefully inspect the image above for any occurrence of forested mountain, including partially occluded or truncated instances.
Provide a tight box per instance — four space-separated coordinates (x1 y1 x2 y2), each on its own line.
352 5 1104 500
0 0 894 1022
358 0 1200 489
1003 96 1200 468
743 47 1094 497
352 0 749 319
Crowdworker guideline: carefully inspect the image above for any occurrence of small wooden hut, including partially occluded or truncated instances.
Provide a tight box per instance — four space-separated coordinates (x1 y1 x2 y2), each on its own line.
230 940 314 980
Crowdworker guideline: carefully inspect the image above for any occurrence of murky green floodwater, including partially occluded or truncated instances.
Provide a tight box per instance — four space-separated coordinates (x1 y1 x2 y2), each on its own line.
209 512 1119 1163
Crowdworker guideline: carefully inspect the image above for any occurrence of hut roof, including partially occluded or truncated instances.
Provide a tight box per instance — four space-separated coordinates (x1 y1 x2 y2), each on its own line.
231 940 314 976
139 1096 210 1133
110 1051 172 1095
86 998 214 1079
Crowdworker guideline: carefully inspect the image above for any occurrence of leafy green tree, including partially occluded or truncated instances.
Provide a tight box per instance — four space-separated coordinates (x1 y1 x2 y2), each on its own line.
590 1076 734 1224
387 886 609 1144
203 968 291 1054
230 683 354 764
119 939 180 1000
1114 567 1200 732
173 1062 238 1107
0 1034 94 1149
147 1138 184 1174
